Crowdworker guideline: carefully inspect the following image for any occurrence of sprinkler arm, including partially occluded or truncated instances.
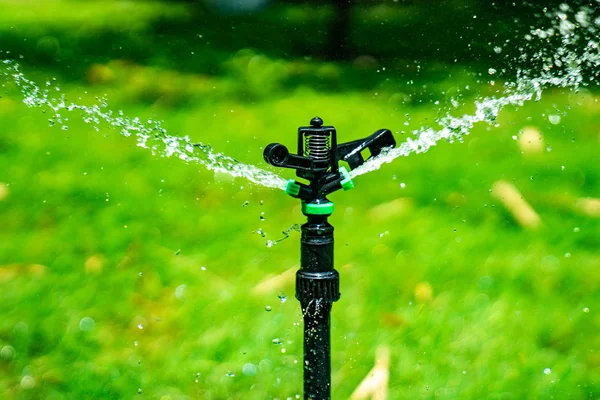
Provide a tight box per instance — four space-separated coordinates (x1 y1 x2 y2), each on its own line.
264 128 395 172
336 128 396 170
263 143 318 172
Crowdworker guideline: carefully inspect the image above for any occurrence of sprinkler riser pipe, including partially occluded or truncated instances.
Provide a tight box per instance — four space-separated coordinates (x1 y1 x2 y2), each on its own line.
301 301 333 400
297 215 339 400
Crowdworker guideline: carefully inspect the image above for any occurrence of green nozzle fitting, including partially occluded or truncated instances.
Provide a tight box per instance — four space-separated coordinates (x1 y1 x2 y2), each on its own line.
302 201 334 216
339 167 354 191
285 179 301 197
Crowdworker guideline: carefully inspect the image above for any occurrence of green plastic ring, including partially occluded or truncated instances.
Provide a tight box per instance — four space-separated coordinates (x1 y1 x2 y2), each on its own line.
302 201 334 215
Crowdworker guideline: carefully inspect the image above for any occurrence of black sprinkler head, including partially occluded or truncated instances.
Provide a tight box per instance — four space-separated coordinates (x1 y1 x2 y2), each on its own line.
264 117 397 206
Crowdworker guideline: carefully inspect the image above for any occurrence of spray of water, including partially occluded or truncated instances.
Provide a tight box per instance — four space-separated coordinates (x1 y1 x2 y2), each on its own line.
1 3 598 186
0 60 288 190
350 2 600 178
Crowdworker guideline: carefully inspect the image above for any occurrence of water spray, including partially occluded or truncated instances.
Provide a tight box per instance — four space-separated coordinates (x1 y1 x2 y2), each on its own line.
264 117 396 399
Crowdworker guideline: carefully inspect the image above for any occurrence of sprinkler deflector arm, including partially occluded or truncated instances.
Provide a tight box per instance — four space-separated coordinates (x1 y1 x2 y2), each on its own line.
264 117 395 400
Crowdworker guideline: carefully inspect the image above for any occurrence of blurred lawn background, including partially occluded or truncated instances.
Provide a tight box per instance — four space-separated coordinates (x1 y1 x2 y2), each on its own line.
0 0 598 399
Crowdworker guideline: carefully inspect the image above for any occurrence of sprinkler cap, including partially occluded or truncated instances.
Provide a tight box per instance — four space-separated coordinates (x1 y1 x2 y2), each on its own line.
285 179 301 197
302 201 334 216
339 166 354 191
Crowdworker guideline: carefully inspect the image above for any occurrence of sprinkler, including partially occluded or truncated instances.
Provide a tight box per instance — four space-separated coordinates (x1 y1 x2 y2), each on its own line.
264 117 396 400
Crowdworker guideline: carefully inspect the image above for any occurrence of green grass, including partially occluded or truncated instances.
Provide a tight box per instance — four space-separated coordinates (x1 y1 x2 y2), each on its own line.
1 1 599 399
1 75 598 399
0 0 189 28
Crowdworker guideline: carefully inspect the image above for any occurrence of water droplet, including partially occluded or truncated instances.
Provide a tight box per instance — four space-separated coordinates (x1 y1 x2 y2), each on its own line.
573 227 580 233
225 371 235 377
242 200 249 207
272 338 283 345
138 272 143 277
278 293 287 303
174 249 181 256
493 46 502 54
79 317 96 332
175 284 186 300
543 368 551 375
265 305 272 312
583 307 589 313
564 252 571 258
137 324 144 330
0 345 16 360
20 376 35 389
242 363 257 376
488 68 497 75
201 266 207 271
400 182 406 189
134 341 139 347
137 388 143 394
266 240 275 248
61 125 68 131
548 114 561 124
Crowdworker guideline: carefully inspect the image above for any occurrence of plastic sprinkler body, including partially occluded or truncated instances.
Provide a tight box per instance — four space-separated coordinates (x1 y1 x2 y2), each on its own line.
264 117 396 400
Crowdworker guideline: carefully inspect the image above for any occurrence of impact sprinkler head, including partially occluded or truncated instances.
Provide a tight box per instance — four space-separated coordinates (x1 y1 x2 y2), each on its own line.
264 116 396 214
263 117 396 399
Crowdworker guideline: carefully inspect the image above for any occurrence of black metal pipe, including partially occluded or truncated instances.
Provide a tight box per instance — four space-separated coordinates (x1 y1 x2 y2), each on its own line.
297 215 340 400
301 300 333 400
